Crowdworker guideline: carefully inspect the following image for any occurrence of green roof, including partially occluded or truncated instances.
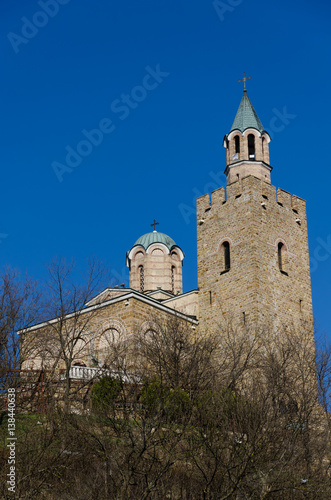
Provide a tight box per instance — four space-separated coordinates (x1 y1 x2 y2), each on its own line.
230 92 265 133
133 232 176 250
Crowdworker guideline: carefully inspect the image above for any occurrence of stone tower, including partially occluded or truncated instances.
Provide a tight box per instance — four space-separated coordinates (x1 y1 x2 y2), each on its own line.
197 88 314 335
126 229 184 294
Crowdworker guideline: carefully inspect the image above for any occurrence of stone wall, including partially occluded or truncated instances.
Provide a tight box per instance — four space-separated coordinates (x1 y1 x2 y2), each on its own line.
197 174 314 337
21 295 196 373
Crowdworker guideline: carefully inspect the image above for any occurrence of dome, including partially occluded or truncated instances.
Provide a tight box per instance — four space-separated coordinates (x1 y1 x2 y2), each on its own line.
126 230 185 293
133 231 176 251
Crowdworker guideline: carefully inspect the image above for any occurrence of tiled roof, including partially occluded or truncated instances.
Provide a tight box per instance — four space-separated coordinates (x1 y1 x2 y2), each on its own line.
133 231 176 250
230 92 264 133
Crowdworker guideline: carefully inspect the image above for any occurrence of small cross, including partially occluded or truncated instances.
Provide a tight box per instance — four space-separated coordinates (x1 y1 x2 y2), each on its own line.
238 72 252 91
151 219 159 231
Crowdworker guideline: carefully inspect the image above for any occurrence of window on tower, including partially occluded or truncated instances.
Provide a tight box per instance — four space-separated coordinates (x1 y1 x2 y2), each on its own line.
277 242 288 275
248 134 255 160
235 135 240 154
220 241 231 274
278 243 284 271
224 242 230 270
232 135 240 160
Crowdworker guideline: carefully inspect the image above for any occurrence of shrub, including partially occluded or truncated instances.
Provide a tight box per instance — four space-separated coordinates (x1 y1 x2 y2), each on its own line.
140 377 190 421
91 376 122 412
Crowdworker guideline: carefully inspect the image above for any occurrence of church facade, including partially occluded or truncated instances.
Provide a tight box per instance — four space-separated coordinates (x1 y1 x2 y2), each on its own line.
21 87 314 381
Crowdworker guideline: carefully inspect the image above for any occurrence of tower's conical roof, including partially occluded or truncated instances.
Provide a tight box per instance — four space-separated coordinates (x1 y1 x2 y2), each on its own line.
230 91 264 133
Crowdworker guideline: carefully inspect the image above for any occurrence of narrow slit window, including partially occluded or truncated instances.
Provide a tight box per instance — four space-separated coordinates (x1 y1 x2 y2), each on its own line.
248 134 255 160
139 265 144 292
278 243 283 271
235 135 240 154
224 241 230 271
171 266 175 294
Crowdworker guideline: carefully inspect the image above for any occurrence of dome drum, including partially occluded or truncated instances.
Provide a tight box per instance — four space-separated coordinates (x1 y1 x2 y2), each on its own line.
126 231 184 295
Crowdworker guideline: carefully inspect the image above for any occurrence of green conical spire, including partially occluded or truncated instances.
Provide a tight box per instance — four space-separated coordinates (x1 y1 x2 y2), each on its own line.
230 91 264 133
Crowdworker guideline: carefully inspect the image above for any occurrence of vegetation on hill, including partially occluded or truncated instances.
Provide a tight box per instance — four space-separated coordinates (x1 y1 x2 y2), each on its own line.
0 265 331 498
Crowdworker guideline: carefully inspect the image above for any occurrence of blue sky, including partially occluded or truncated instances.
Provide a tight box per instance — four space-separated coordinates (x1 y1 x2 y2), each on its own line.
1 0 330 339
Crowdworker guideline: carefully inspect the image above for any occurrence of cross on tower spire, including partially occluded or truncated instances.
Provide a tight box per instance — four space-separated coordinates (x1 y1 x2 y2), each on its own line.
151 219 159 231
238 72 252 92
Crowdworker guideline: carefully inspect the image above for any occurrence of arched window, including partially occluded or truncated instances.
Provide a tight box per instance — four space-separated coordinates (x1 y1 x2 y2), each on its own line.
277 242 288 275
248 134 255 160
262 137 265 156
72 361 86 367
235 135 240 154
221 241 231 273
151 248 163 255
171 251 179 260
139 265 144 292
95 328 121 366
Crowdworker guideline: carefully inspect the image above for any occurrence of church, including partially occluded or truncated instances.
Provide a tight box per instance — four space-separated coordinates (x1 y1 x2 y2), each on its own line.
21 82 314 383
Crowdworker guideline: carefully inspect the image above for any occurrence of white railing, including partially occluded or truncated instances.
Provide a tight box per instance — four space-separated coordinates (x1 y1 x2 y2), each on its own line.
61 366 140 384
69 366 104 380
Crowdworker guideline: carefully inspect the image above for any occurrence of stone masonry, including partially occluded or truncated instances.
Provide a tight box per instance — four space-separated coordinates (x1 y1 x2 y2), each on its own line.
197 167 313 336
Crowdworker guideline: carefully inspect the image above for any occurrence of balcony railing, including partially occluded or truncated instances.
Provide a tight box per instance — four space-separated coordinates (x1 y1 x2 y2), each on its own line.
61 366 140 384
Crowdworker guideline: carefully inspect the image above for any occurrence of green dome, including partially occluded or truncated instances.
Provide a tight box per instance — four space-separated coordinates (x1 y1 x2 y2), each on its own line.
133 231 176 250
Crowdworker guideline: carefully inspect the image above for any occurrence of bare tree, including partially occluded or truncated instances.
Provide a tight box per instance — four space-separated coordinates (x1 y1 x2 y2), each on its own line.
0 267 41 395
46 257 110 411
3 305 330 499
134 315 219 396
192 321 331 499
21 257 110 413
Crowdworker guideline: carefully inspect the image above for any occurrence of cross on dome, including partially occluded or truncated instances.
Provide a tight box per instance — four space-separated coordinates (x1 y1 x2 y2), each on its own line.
151 219 159 232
